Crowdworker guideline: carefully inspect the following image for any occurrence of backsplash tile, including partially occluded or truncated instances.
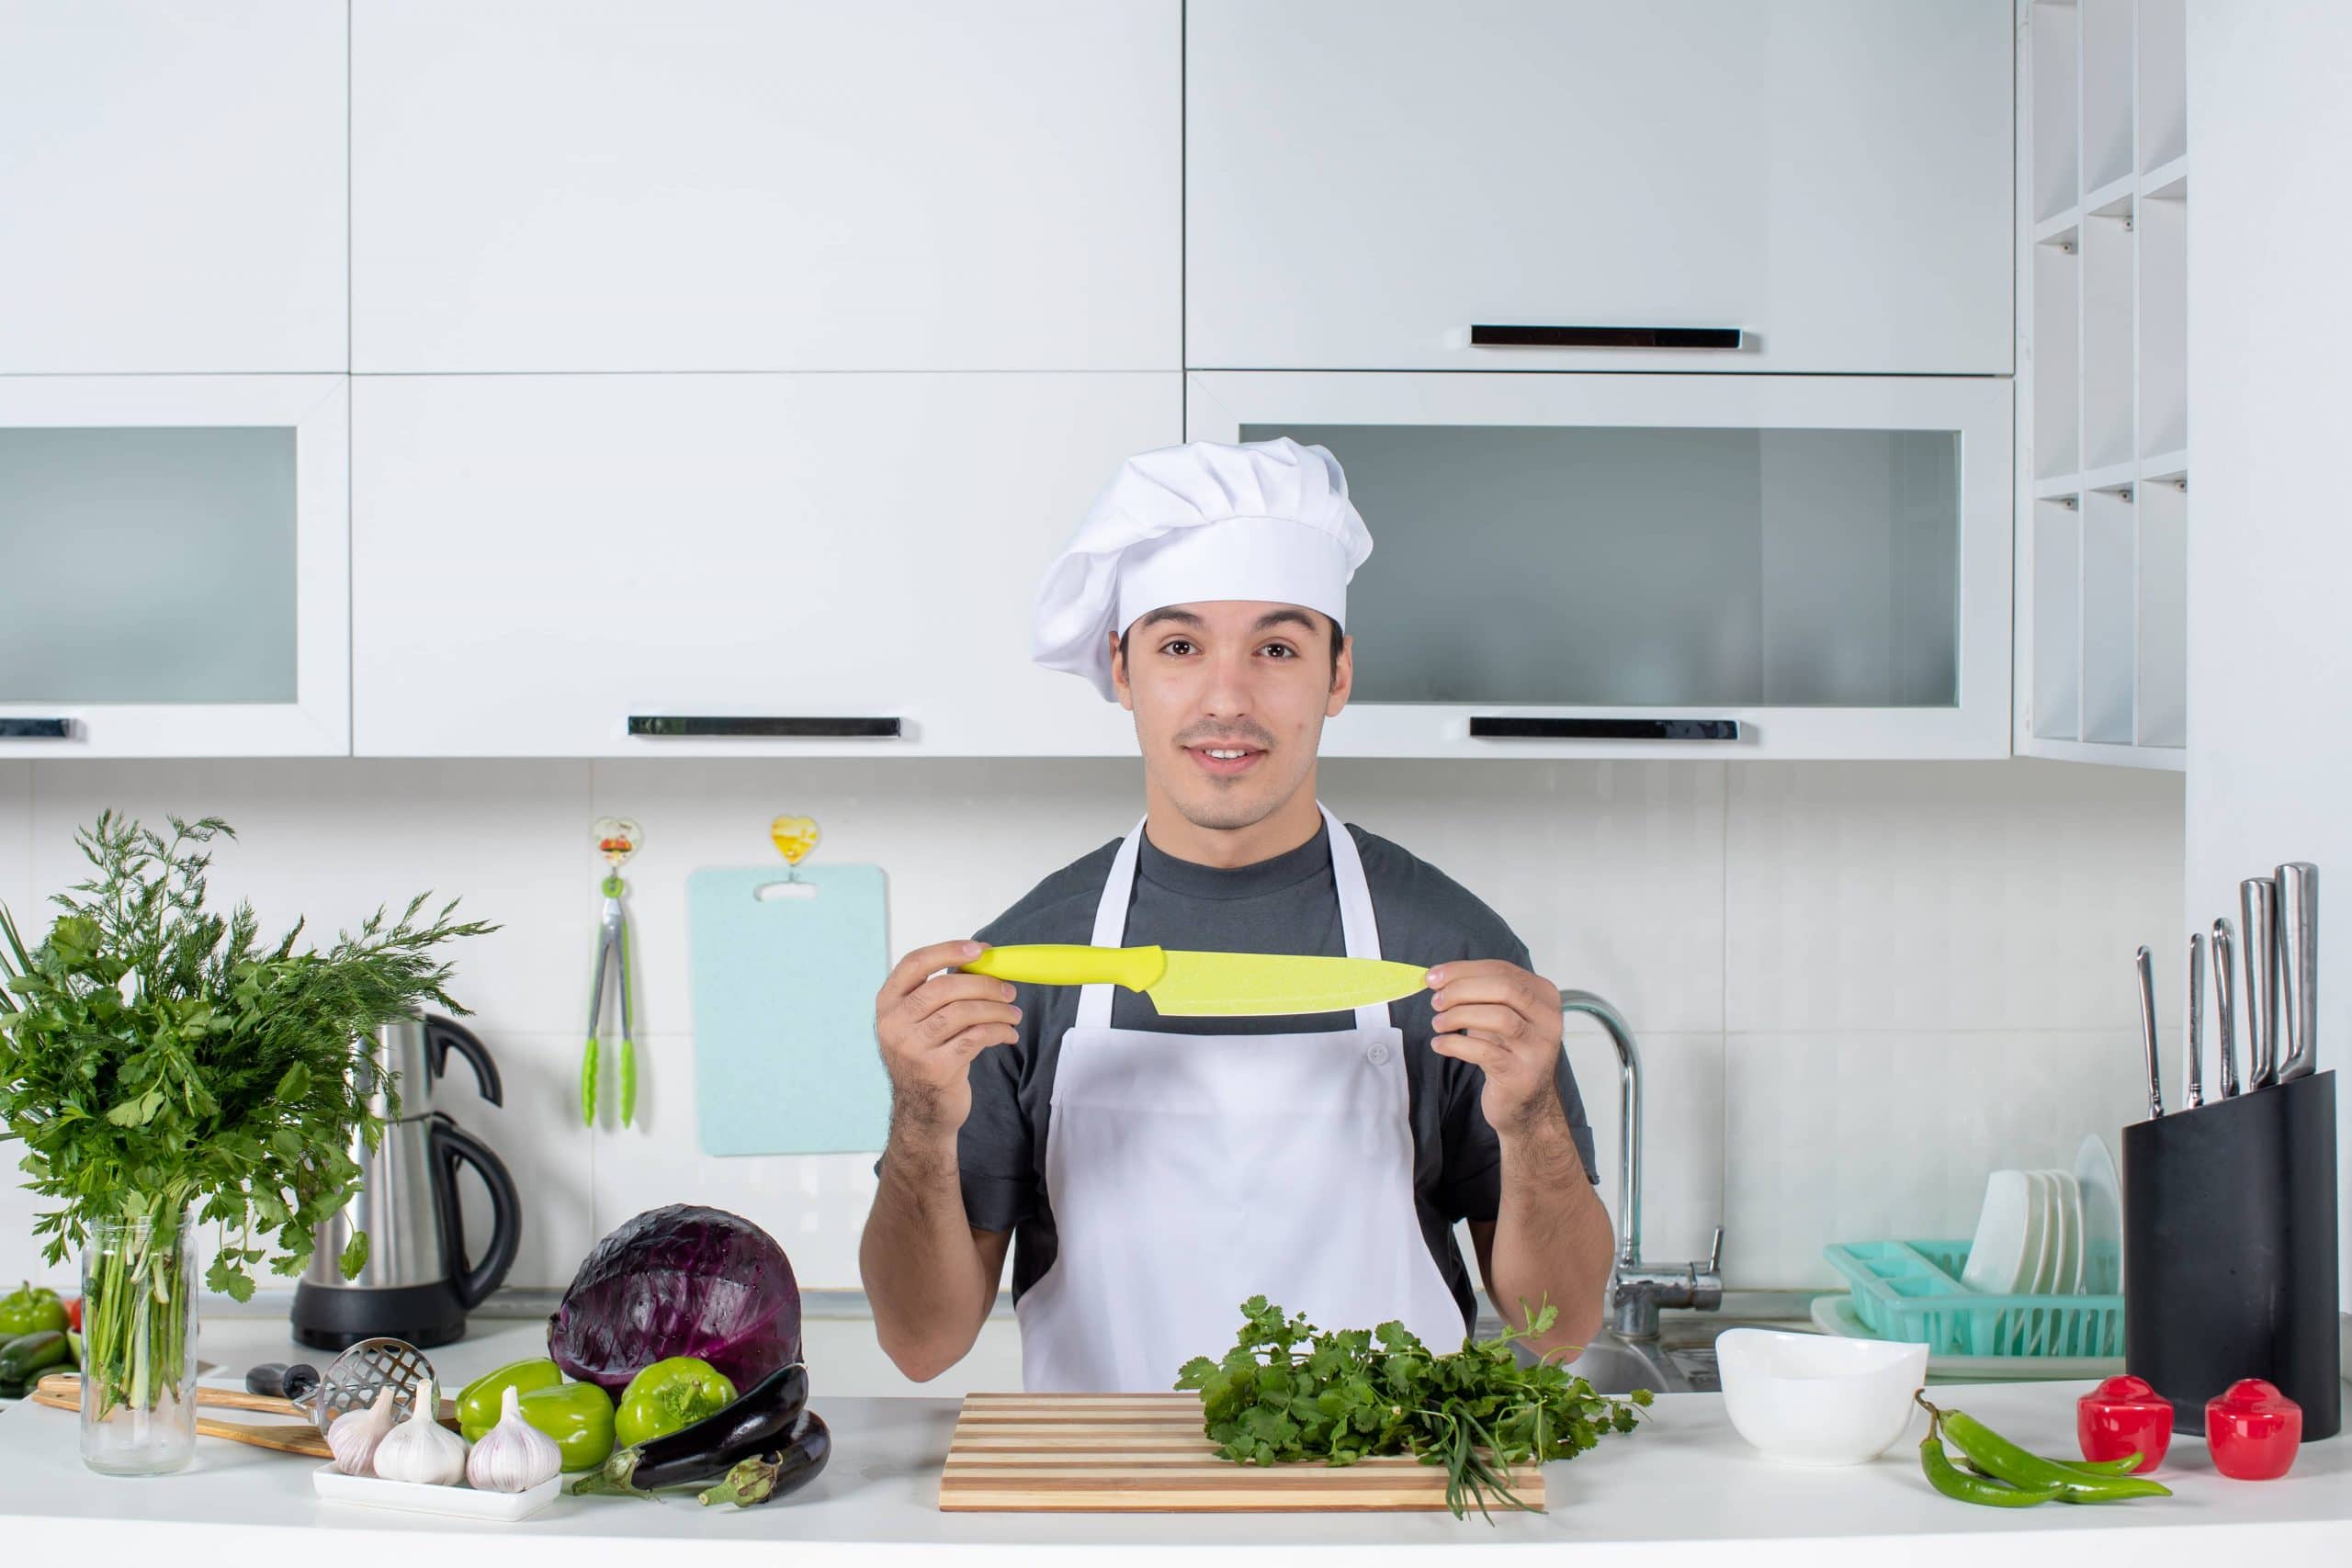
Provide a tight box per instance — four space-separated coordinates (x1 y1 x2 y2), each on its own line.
1722 1029 2149 1288
1725 761 2186 1034
0 757 2181 1293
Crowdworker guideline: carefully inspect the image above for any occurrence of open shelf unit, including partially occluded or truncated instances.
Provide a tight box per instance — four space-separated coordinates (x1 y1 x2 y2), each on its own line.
2015 0 2188 771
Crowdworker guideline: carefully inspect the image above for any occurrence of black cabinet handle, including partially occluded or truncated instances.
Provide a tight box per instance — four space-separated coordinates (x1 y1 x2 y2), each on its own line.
1470 716 1740 741
0 718 72 739
627 716 903 739
1470 324 1747 350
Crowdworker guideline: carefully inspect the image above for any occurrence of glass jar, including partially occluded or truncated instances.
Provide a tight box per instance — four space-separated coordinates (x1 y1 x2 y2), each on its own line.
78 1207 198 1475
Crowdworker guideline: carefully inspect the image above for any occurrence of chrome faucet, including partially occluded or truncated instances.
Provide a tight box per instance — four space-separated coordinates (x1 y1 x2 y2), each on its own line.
1560 989 1724 1340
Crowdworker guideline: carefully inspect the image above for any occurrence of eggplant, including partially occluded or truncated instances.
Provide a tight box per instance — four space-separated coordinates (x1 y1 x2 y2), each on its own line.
594 1361 808 1493
697 1411 831 1507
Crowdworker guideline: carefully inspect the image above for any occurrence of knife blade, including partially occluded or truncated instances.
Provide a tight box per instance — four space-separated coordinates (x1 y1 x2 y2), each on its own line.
2134 944 2163 1119
960 943 1433 1017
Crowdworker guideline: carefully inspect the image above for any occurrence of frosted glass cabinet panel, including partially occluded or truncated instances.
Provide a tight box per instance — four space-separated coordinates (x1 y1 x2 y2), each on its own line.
0 376 350 756
1188 373 2012 759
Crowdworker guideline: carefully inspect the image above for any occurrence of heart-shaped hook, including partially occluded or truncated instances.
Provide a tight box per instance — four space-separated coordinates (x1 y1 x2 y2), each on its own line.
769 815 820 866
594 816 641 869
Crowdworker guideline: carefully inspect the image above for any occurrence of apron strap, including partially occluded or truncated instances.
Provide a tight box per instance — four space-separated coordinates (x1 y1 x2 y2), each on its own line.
1077 804 1391 1032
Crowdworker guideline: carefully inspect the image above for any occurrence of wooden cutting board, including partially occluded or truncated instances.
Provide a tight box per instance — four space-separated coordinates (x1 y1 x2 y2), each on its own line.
939 1393 1545 1512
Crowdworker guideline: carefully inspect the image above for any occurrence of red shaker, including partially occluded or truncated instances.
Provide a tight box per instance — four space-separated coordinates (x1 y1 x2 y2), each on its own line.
2205 1379 2303 1480
2078 1374 2175 1472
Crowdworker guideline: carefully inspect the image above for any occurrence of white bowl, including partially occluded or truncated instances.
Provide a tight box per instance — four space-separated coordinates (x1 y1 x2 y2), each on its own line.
1715 1328 1928 1466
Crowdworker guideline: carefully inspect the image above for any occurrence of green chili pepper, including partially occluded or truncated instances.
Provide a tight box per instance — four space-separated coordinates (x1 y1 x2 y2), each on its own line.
0 1282 68 1337
516 1379 617 1472
456 1357 566 1441
615 1357 737 1449
1921 1432 2064 1506
1922 1395 2171 1504
1962 1451 2145 1481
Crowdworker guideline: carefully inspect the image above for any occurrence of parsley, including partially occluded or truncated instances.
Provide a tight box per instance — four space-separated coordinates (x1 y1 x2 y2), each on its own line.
0 812 494 1416
1176 1295 1653 1520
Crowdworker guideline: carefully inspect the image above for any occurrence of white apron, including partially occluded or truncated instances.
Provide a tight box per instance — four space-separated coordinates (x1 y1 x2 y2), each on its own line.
1016 802 1466 1392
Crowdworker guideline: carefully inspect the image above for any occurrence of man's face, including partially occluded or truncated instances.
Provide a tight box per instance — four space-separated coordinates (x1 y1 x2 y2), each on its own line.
1108 601 1351 831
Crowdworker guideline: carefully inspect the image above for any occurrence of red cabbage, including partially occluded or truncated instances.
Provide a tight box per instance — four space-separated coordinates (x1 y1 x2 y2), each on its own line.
548 1204 801 1395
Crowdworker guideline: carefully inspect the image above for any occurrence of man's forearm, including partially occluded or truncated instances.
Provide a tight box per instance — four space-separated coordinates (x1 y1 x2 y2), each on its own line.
859 1115 995 1381
1486 1101 1614 1357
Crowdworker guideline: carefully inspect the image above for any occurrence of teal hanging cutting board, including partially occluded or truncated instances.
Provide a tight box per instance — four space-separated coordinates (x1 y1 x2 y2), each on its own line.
687 863 890 1156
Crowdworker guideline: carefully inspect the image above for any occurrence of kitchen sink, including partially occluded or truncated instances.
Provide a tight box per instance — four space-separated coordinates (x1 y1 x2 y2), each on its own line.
1547 1315 1820 1396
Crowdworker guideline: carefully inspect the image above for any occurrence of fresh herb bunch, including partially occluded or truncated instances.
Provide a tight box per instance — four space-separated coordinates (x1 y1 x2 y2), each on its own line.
1176 1295 1652 1520
0 810 497 1297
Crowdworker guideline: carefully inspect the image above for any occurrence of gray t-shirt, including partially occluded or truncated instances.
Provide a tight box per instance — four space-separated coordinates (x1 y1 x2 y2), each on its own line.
953 815 1599 1333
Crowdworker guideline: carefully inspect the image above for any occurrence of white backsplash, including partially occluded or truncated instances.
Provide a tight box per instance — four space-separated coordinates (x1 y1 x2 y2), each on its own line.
0 756 2180 1295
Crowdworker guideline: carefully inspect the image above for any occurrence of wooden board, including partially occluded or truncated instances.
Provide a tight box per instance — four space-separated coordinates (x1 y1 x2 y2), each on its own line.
939 1393 1544 1513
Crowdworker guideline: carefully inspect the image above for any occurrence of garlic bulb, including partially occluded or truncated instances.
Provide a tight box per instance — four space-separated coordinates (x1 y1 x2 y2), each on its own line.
369 1377 469 1486
328 1386 399 1476
466 1384 561 1494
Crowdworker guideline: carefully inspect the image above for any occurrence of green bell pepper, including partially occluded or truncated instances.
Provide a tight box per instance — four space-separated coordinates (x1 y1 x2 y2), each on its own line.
517 1380 616 1472
0 1282 67 1338
614 1357 737 1449
456 1357 566 1441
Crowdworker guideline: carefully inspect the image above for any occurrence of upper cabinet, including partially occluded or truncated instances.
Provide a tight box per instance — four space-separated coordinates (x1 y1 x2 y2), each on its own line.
350 372 1177 757
350 0 1181 373
0 2 346 373
0 376 350 757
1185 0 2013 375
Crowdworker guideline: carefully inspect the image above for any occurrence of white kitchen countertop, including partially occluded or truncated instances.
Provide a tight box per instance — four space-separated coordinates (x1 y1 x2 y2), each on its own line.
2 1319 2346 1565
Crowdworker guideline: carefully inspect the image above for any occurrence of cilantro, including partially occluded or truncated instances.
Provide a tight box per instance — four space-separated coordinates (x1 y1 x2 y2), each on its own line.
1176 1294 1653 1521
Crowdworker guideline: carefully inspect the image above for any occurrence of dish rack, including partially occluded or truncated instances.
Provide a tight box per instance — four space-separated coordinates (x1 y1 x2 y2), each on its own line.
1821 1240 2124 1359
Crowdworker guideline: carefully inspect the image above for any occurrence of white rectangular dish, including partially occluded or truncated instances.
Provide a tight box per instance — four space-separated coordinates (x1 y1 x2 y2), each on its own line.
311 1464 560 1522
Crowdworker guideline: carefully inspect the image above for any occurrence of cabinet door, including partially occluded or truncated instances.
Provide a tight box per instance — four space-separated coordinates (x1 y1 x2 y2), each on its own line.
0 377 350 756
1187 0 2011 374
1188 371 2012 760
0 2 345 372
352 0 1180 373
351 373 1177 757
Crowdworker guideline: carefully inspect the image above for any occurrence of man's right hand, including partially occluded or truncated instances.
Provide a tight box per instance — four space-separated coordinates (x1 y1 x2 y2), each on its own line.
875 940 1023 1138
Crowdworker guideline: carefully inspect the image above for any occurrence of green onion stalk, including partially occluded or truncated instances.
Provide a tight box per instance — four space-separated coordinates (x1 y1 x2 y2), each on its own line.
81 1200 196 1426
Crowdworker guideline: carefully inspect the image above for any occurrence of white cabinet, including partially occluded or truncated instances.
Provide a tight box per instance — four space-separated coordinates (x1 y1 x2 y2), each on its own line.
1188 371 2013 760
0 2 345 373
0 377 350 757
350 373 1179 757
351 0 1180 374
1186 0 2012 375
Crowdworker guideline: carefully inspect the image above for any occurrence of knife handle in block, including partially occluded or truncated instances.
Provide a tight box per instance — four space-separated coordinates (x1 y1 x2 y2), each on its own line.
961 943 1168 991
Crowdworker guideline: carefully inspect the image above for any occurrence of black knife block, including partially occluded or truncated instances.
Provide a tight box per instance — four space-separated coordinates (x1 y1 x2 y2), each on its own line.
2121 1069 2339 1439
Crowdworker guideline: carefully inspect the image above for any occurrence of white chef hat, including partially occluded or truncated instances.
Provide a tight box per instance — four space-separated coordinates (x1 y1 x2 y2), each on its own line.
1032 436 1373 701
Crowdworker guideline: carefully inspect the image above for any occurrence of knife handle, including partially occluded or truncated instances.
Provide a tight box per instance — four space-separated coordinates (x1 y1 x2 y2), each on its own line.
961 943 1168 991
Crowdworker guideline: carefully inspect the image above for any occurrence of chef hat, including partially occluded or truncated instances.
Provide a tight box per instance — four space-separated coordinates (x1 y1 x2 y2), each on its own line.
1032 436 1373 701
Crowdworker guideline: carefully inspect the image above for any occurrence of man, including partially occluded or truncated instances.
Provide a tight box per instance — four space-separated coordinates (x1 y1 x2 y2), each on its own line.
860 437 1612 1392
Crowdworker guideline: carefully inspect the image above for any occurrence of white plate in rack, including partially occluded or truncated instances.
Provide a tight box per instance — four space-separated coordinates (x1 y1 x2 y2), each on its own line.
312 1465 560 1522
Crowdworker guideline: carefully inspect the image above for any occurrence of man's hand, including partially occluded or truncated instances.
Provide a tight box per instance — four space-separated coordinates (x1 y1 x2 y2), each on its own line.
875 940 1022 1140
1426 959 1566 1137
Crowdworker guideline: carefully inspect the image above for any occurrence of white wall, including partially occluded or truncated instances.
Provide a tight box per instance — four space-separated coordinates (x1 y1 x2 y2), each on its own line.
2185 2 2352 1304
0 755 2179 1297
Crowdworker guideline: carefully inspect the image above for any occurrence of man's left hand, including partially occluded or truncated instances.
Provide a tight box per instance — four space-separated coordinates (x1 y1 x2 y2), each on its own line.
1425 960 1566 1137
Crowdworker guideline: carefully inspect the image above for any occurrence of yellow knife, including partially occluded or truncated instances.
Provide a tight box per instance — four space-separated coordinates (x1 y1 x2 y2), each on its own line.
959 944 1433 1017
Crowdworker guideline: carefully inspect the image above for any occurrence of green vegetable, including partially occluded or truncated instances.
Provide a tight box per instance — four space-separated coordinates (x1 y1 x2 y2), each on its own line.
1934 1400 2170 1503
1176 1295 1649 1522
0 1281 67 1337
0 812 494 1425
1920 1433 2063 1506
615 1357 737 1449
0 1330 71 1382
517 1379 617 1472
1961 1450 2146 1480
457 1358 565 1441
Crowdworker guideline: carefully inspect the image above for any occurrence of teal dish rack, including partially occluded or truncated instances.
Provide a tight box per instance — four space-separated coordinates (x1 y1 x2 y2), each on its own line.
1821 1240 2124 1359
